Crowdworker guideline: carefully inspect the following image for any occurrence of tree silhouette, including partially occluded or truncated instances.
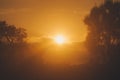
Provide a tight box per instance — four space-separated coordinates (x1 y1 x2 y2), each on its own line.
0 21 27 46
84 1 120 64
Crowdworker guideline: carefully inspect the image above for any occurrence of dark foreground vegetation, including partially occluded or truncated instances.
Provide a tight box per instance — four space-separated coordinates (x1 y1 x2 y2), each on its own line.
0 0 120 80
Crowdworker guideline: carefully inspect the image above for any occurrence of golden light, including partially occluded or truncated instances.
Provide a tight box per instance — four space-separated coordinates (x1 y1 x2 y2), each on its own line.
54 35 66 45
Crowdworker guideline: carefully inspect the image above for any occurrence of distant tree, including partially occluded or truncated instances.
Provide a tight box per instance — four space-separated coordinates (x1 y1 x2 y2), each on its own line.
0 21 27 46
84 1 120 63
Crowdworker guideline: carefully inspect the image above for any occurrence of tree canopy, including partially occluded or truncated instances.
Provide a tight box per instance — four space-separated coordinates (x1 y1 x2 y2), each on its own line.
0 21 27 45
84 1 120 63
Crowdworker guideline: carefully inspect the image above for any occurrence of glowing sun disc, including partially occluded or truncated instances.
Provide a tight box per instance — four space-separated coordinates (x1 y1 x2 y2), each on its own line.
54 35 66 44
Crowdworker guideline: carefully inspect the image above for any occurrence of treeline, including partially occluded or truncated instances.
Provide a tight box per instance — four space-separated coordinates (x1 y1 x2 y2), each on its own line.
0 21 44 80
84 0 120 80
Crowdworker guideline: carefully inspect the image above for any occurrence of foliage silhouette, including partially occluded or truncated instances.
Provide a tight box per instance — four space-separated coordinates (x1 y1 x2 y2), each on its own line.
0 21 27 46
84 1 120 79
84 1 120 63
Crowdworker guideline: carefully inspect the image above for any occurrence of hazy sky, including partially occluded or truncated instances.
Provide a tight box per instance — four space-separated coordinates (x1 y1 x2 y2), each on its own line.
0 0 103 42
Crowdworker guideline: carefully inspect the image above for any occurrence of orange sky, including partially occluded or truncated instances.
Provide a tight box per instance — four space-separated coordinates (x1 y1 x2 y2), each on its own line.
0 0 103 42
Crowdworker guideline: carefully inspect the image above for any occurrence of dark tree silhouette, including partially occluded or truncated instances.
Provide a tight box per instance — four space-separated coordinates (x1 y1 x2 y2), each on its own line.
84 1 120 64
0 21 27 46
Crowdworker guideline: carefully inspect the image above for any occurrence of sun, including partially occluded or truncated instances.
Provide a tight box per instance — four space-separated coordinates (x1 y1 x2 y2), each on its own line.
54 35 66 45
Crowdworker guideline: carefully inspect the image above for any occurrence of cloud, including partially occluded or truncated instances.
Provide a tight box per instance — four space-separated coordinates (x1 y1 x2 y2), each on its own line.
0 8 31 15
